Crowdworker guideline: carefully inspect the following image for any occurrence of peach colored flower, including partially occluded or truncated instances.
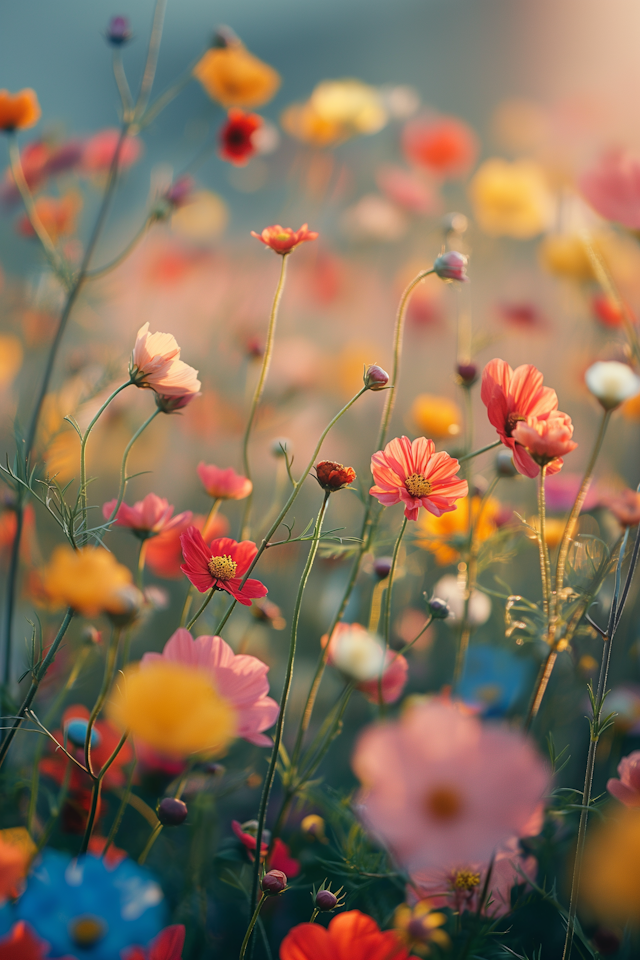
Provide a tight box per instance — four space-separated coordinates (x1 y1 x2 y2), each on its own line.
580 150 640 229
322 623 408 704
280 911 418 960
608 751 640 807
102 493 192 540
481 358 561 479
402 115 478 179
180 527 267 605
251 223 318 254
141 628 278 746
81 128 141 174
370 435 468 522
602 488 640 528
197 463 252 500
511 410 577 468
0 90 41 132
130 322 201 398
17 192 82 242
352 699 550 873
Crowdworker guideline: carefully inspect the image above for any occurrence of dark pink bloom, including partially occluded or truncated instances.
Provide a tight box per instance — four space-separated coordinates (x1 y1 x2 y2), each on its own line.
607 751 640 807
545 473 600 514
511 411 577 468
146 512 229 580
602 488 640 528
579 150 640 229
269 838 301 878
433 250 468 282
121 925 185 960
197 462 252 500
219 110 262 166
102 493 192 539
180 527 267 605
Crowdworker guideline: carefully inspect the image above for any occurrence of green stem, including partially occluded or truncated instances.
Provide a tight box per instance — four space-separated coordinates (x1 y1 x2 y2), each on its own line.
8 137 65 276
102 759 137 859
105 409 161 525
138 822 163 865
133 0 168 120
537 464 552 629
186 588 215 631
239 894 267 960
457 439 502 463
84 629 121 777
112 48 134 118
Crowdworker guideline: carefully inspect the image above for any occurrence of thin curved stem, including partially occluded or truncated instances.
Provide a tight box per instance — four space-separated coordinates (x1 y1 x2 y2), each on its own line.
113 49 134 120
186 588 215 631
457 439 501 463
84 628 121 777
106 408 161 525
8 137 65 275
134 0 168 119
86 218 153 279
240 894 267 960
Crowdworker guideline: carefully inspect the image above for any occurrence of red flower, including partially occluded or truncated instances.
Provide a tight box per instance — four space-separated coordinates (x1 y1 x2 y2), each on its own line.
402 115 478 179
370 436 468 522
511 411 577 468
219 109 262 166
0 922 63 960
315 460 356 492
39 704 133 792
251 223 318 254
280 910 418 960
231 821 300 876
146 512 229 579
121 925 186 960
480 358 562 479
180 527 267 605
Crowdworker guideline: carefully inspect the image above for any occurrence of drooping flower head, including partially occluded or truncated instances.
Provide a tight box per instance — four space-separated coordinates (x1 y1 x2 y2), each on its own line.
102 493 192 541
197 463 252 500
193 39 280 109
180 527 268 605
511 410 578 468
280 910 419 960
370 435 468 522
219 109 262 166
0 90 41 132
130 323 201 398
251 223 318 254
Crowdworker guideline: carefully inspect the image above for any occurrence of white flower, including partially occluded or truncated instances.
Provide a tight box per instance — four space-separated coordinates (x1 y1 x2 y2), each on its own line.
330 626 386 682
585 361 640 410
433 575 492 626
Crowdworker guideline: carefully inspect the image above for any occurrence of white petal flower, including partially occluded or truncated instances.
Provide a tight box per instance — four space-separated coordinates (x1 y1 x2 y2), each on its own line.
331 626 386 682
433 574 492 626
585 361 640 410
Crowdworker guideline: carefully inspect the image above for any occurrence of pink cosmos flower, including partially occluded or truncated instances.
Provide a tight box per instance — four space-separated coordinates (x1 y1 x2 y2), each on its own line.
370 436 468 522
81 128 142 175
121 925 185 960
480 358 562 479
322 623 408 704
102 493 192 540
197 463 253 500
545 473 600 513
180 527 267 606
579 150 640 229
376 165 437 215
352 699 550 873
130 322 201 398
141 628 278 746
602 488 640 528
607 751 640 807
511 410 577 468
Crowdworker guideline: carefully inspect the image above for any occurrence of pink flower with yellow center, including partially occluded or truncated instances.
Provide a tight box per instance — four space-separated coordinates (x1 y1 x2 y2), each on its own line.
511 410 577 469
369 435 468 522
251 223 318 255
197 462 252 500
179 527 267 606
102 493 192 540
130 323 201 398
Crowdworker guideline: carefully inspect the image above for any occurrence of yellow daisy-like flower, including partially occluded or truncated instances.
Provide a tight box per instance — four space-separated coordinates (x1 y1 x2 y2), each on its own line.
416 495 499 565
394 899 449 953
108 661 237 758
193 44 280 109
410 394 461 440
41 545 134 617
469 158 552 239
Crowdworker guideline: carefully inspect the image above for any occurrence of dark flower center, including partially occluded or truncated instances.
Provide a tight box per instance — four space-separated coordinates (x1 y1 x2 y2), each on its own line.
505 412 526 437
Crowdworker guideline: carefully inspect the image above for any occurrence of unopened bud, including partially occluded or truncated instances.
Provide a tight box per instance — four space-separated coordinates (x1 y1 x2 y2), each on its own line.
427 596 450 620
155 392 198 414
364 364 389 391
107 585 144 628
456 362 477 386
261 869 287 894
106 16 131 46
315 460 356 492
585 360 640 411
165 176 194 209
496 449 517 477
433 250 468 283
373 556 393 580
315 889 338 911
157 797 188 826
213 25 240 48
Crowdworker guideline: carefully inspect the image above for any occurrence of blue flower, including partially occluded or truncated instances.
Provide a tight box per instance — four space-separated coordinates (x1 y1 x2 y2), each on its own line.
8 850 165 959
456 645 531 717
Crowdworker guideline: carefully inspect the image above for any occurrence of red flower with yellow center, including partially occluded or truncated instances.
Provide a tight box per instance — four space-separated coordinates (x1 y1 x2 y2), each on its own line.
180 527 267 605
251 223 319 254
219 109 262 166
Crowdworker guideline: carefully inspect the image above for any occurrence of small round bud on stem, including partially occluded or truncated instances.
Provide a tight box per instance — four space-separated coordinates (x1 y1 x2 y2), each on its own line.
427 596 450 619
433 251 469 282
456 362 477 386
271 437 292 458
157 797 188 826
261 869 287 894
106 16 131 46
364 364 389 391
373 556 393 580
315 889 338 911
315 460 356 492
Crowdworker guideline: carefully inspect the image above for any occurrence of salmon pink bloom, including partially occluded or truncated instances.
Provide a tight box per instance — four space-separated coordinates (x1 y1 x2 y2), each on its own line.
352 699 550 873
219 109 262 166
197 463 252 500
180 527 267 605
481 358 561 478
130 323 201 398
511 410 577 468
608 751 640 807
251 223 318 254
280 910 418 960
102 493 192 541
122 925 185 960
81 128 142 174
603 488 640 528
579 150 640 229
146 512 229 579
370 435 467 521
322 623 408 704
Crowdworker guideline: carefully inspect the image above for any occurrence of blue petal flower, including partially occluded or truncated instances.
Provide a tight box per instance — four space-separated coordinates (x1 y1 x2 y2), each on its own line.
456 645 531 717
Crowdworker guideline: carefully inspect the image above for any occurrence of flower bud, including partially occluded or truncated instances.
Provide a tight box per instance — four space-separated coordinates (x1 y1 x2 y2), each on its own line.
165 176 195 209
373 556 393 580
496 449 518 477
212 25 240 48
433 250 469 282
65 719 100 749
585 361 640 410
203 762 225 776
261 869 287 895
592 929 621 956
364 364 389 391
442 212 468 235
315 460 356 492
426 596 450 620
106 585 144 628
157 797 188 826
106 16 131 46
315 889 338 911
456 362 477 386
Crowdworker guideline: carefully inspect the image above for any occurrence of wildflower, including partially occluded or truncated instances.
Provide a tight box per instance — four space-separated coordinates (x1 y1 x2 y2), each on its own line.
141 628 278 746
0 828 35 900
352 699 549 873
402 115 478 179
469 158 552 238
108 660 237 758
269 839 300 877
40 545 135 617
130 322 201 398
0 922 51 960
602 488 640 528
163 175 194 210
511 411 577 468
0 334 23 387
145 512 229 580
230 822 300 876
314 888 339 911
81 129 141 174
122 926 186 960
280 910 416 960
180 528 268 606
103 493 192 541
410 395 461 439
370 435 468 522
456 645 531 717
417 495 499 566
0 90 41 132
432 575 491 626
261 869 287 895
364 363 390 391
456 362 477 386
197 462 252 500
394 899 448 952
157 798 188 826
193 40 280 109
585 360 640 410
481 358 561 479
315 460 357 492
301 815 327 841
427 597 450 619
252 597 286 629
376 165 436 215
322 623 408 704
251 223 318 254
219 109 262 166
592 293 625 328
106 16 131 46
538 233 595 281
40 704 134 792
608 751 640 807
281 101 344 147
17 192 81 242
579 150 640 229
581 807 640 924
282 80 387 147
545 472 600 513
433 250 469 282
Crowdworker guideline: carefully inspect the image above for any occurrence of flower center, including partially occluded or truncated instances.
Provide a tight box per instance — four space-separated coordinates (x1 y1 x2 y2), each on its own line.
69 915 107 948
505 412 526 437
424 785 464 822
405 473 432 498
453 869 481 891
207 555 237 580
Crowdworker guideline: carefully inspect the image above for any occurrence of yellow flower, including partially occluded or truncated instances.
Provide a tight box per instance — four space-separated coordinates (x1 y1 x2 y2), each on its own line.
0 334 23 387
410 394 461 439
108 661 237 758
469 158 552 238
193 44 280 109
41 545 134 617
538 234 595 281
394 899 449 952
282 79 387 147
417 495 499 565
581 807 640 924
526 516 566 549
281 101 343 147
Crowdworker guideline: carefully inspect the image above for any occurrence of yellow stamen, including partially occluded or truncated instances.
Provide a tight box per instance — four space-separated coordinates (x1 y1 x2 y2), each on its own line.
405 473 432 498
208 555 237 580
453 869 481 891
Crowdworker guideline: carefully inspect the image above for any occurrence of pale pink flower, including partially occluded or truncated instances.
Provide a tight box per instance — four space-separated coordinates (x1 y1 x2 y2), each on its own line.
579 150 640 229
197 463 253 500
141 628 279 746
322 623 408 704
352 699 550 873
82 128 142 174
102 493 192 539
511 410 577 468
607 751 640 807
130 322 201 398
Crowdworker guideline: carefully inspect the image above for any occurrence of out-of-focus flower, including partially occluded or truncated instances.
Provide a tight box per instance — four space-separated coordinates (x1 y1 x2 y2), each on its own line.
376 165 437 215
40 704 133 792
481 358 561 479
410 394 461 439
492 98 549 154
365 364 390 391
281 102 343 147
301 815 327 841
251 597 286 629
456 362 477 386
141 628 278 746
433 250 468 282
416 495 499 566
1 139 82 204
0 90 41 132
581 807 640 924
341 194 408 242
352 699 549 873
538 233 595 282
456 645 531 717
315 460 356 492
608 751 640 807
606 685 640 734
145 512 228 579
469 159 552 238
545 472 600 513
0 922 52 960
280 911 417 960
380 84 420 119
402 115 478 179
108 660 236 758
230 822 300 876
322 623 408 704
511 411 577 468
282 78 387 146
171 189 228 241
197 463 252 500
130 323 201 399
154 392 198 414
81 129 141 175
193 40 280 109
394 899 448 952
498 301 546 329
17 192 81 242
122 925 186 960
580 150 640 229
40 545 135 617
251 223 318 254
0 828 35 900
106 16 132 46
591 293 625 329
269 839 300 878
602 488 640 528
526 516 566 550
0 335 23 387
219 109 262 166
102 493 192 541
432 575 491 625
585 360 640 410
180 528 267 606
371 436 467 522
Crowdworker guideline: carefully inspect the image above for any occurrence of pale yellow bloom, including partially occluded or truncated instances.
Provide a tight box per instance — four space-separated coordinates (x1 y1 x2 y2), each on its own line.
410 394 461 439
469 158 552 238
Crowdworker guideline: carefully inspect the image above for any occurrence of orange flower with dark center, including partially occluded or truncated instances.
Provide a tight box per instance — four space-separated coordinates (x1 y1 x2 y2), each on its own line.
315 459 356 492
219 109 262 166
0 89 41 132
251 223 319 255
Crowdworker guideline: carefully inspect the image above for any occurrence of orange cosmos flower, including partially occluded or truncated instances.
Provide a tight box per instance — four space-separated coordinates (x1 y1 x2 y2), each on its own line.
193 41 280 109
0 89 41 132
219 109 262 166
511 411 577 469
17 192 82 242
370 435 468 522
39 546 139 618
130 322 201 398
197 463 252 500
251 223 318 254
280 910 419 960
417 494 500 566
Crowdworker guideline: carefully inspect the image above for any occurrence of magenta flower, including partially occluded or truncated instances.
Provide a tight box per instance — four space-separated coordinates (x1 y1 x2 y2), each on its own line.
179 527 267 605
607 751 640 807
102 493 192 540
